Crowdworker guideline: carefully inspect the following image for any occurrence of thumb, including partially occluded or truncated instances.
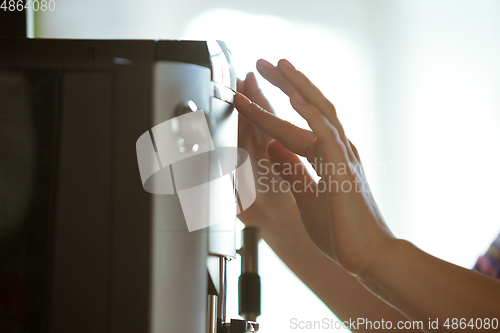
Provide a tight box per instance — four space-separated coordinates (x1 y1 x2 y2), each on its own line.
266 140 316 207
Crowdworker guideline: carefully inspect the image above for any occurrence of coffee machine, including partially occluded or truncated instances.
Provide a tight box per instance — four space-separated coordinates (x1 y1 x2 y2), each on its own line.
0 38 260 333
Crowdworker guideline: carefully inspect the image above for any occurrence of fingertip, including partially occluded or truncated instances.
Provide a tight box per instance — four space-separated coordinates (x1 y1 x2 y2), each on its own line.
277 59 296 72
266 139 281 163
245 71 256 80
266 139 281 156
245 72 259 90
234 92 252 106
256 59 296 97
256 59 274 73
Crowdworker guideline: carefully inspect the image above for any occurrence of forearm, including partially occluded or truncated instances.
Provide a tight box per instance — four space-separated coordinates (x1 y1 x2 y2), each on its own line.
257 208 422 332
359 239 500 332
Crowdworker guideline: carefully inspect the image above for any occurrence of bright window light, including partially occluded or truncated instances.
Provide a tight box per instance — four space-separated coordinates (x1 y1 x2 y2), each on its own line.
410 60 500 267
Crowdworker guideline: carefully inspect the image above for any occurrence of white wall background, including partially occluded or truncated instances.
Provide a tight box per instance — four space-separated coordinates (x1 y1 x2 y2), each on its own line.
38 1 500 332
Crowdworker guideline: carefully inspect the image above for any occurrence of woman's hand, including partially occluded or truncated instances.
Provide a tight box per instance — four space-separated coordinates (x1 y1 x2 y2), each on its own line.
236 71 299 229
236 60 500 327
235 59 395 276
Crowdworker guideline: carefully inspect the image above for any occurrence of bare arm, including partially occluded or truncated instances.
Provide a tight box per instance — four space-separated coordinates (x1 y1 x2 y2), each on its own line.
359 239 500 331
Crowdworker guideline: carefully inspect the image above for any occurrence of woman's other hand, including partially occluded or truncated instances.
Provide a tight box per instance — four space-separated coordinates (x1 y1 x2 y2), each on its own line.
235 59 395 276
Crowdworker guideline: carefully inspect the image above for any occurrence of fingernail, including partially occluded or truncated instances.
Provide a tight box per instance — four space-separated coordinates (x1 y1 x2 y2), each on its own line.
234 93 251 105
279 59 296 71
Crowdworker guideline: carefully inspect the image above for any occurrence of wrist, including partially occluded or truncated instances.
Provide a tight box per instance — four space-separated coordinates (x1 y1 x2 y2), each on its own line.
356 237 408 281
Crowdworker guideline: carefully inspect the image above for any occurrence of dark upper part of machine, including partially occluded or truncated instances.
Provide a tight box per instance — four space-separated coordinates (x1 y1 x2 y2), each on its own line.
0 38 236 93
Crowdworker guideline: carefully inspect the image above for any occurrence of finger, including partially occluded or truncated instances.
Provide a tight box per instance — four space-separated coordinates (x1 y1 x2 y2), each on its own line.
234 92 315 156
289 92 332 140
347 138 365 177
237 78 244 93
242 72 275 114
289 92 350 167
348 139 361 162
256 59 296 96
266 140 315 207
277 59 361 164
276 59 348 141
237 78 258 138
255 59 357 165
